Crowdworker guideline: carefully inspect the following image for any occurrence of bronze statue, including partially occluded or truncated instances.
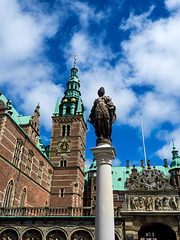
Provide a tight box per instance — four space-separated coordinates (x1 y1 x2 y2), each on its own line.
88 87 116 144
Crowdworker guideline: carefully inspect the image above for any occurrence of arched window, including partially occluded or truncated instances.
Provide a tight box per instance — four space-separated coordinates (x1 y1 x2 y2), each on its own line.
67 125 70 136
22 229 42 240
19 188 26 207
71 230 92 240
44 200 48 207
13 138 23 167
60 160 64 167
64 160 67 167
3 180 14 207
66 106 70 115
62 125 66 137
0 229 18 240
62 125 71 137
60 160 67 167
46 230 67 240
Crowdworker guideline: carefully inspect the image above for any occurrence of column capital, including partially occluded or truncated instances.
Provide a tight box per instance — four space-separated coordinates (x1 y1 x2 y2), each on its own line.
91 145 116 166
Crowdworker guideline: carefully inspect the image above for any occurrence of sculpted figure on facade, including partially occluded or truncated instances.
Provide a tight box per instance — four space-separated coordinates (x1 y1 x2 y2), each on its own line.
145 196 153 210
137 196 144 209
170 197 178 210
130 197 138 210
88 87 116 144
155 197 162 210
162 197 169 208
122 196 130 210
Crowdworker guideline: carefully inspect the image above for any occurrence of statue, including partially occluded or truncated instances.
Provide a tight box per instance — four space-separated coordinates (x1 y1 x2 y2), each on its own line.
88 87 116 144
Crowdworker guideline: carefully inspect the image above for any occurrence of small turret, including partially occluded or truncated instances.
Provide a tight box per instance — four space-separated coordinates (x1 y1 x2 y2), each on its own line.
169 142 180 187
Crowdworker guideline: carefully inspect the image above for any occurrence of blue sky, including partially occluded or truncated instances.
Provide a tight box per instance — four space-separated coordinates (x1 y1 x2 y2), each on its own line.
1 0 180 167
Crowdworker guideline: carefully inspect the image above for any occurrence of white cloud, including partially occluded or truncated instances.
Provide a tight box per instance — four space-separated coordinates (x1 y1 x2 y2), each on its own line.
85 158 93 168
120 5 180 159
112 158 121 167
121 12 180 96
0 0 62 130
165 0 180 11
156 127 180 161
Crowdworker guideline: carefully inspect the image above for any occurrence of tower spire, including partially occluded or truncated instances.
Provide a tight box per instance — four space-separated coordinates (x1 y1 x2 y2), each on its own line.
74 53 78 68
56 63 86 122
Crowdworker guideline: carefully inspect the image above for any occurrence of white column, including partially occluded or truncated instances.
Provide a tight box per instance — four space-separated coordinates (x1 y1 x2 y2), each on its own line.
91 142 116 240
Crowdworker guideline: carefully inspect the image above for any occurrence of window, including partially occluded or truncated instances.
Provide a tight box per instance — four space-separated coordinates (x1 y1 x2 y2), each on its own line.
66 106 70 115
19 188 26 207
25 150 34 176
47 169 52 191
37 161 44 183
13 138 23 167
119 194 125 201
60 160 67 167
67 125 70 136
3 180 14 207
62 125 66 136
94 186 96 191
62 124 71 137
59 188 64 198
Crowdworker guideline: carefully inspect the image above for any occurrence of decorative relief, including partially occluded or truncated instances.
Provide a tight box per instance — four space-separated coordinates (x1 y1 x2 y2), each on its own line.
0 100 6 109
126 167 174 190
122 195 179 211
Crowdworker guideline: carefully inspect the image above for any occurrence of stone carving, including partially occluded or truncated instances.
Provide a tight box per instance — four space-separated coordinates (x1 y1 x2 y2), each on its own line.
138 196 144 209
130 196 145 210
126 167 173 190
170 197 178 210
155 197 162 210
122 196 129 210
145 196 153 210
162 197 169 207
122 195 180 211
130 197 138 210
88 87 116 144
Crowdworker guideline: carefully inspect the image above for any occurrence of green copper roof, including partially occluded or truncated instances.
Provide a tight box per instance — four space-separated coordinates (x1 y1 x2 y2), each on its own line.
170 143 180 169
54 97 60 115
37 138 49 158
76 96 82 113
85 161 170 191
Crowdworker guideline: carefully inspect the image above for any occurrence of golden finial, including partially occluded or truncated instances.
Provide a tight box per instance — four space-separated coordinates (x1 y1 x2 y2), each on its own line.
74 53 78 67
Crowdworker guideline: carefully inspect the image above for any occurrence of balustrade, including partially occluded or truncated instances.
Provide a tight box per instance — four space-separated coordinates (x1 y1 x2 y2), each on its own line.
0 207 120 217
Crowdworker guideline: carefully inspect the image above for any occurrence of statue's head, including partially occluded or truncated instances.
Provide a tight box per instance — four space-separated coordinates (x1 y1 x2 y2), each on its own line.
98 87 105 97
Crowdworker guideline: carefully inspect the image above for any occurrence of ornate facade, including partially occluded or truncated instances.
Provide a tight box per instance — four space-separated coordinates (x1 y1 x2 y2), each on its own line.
0 66 180 240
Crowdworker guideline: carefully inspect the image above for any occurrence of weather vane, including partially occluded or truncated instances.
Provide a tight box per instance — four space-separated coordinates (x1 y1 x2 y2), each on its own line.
74 53 78 67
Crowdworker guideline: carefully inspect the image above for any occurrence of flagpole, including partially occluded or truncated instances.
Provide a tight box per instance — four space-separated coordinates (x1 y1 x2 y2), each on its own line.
140 114 147 168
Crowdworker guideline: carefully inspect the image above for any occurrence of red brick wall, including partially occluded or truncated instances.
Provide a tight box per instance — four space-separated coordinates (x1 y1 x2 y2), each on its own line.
0 114 53 207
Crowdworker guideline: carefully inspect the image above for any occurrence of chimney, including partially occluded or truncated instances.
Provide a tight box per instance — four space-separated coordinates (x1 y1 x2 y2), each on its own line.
164 159 168 168
141 160 144 168
126 160 129 168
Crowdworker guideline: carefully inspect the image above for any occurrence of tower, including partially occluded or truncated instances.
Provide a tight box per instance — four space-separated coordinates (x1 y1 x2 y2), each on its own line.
49 65 87 207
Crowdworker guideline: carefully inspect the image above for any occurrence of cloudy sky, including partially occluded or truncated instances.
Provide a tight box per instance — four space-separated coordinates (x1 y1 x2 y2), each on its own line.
1 0 180 167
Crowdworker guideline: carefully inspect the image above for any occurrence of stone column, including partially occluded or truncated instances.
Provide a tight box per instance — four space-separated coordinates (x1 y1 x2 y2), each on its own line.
91 142 116 240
